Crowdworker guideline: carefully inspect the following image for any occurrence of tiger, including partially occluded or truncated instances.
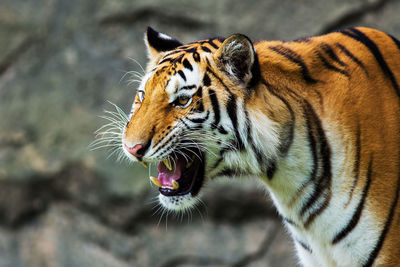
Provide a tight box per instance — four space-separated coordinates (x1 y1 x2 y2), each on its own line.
120 26 400 266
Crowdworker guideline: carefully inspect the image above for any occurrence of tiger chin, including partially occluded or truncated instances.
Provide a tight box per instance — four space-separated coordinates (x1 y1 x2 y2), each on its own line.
120 26 400 266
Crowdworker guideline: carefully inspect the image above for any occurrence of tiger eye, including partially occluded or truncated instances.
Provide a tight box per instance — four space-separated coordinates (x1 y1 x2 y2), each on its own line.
178 96 190 106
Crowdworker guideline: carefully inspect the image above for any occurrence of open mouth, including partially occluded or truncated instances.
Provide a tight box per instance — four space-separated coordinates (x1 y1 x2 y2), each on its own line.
149 149 205 197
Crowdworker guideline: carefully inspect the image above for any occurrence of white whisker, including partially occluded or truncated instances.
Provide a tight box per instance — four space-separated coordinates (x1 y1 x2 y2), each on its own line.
128 57 145 74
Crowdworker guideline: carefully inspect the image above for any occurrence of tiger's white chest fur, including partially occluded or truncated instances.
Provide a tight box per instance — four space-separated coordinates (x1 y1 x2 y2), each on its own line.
260 120 380 267
200 98 382 266
203 105 381 266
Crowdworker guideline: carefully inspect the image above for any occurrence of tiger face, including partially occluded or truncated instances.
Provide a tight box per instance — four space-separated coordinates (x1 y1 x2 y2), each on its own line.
123 27 271 210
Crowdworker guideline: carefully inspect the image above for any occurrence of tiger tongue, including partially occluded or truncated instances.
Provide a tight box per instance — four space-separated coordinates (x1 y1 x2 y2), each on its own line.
157 159 182 187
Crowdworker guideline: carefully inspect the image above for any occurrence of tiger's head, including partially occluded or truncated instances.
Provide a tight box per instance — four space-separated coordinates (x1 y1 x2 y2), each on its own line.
123 27 278 211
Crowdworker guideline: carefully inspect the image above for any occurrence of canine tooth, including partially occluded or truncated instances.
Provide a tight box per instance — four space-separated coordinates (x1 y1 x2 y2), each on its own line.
172 180 179 190
163 159 172 171
140 162 148 168
150 176 162 187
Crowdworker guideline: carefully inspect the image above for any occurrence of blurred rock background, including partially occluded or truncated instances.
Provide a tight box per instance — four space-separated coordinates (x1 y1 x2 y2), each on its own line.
0 0 399 266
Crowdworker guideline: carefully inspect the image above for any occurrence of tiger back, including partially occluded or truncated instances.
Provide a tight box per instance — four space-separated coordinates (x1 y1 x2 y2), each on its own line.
120 27 400 266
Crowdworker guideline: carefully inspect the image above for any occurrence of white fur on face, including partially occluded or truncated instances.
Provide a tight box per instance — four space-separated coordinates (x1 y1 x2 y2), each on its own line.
165 63 203 101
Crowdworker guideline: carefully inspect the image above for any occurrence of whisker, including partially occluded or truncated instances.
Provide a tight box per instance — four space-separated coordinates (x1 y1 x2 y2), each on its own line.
128 57 146 74
91 101 129 161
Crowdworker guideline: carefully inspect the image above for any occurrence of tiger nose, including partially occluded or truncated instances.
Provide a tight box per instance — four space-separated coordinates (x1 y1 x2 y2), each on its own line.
124 143 146 158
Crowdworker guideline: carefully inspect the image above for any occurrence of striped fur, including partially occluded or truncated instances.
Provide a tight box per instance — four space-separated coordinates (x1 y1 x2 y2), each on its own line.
122 27 400 266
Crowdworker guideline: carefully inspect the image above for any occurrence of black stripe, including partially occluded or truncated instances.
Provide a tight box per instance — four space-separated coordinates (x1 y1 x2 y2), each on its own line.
174 54 184 64
205 57 212 67
297 240 312 253
212 157 223 169
217 126 228 134
196 86 202 97
212 146 231 169
182 58 193 71
183 47 197 53
304 196 330 229
335 43 368 76
194 99 204 113
290 101 319 207
269 45 318 84
317 51 350 77
206 67 233 94
188 117 207 123
244 109 267 170
332 157 372 244
266 161 276 179
362 171 400 267
188 111 209 124
179 118 191 129
346 125 361 206
177 70 186 81
320 43 347 67
180 85 196 90
301 100 332 228
203 73 211 86
263 81 295 157
205 68 244 149
248 52 261 90
341 28 400 98
226 94 245 150
159 57 172 65
208 89 220 128
217 168 236 177
249 140 264 166
201 46 211 53
208 39 219 49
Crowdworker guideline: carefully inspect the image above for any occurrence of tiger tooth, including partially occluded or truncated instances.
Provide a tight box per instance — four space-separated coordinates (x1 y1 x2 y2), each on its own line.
150 176 162 187
163 159 172 171
172 180 179 190
140 162 148 168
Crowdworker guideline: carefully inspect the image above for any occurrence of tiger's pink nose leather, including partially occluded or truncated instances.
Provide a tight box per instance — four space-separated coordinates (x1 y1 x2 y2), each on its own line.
124 144 145 158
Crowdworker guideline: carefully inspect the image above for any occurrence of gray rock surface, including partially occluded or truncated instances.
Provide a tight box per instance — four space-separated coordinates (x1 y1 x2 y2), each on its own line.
0 0 399 266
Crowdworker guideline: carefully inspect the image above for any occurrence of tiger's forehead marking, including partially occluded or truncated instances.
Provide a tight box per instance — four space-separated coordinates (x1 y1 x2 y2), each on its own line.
159 37 224 65
139 37 224 101
149 38 224 99
164 61 202 98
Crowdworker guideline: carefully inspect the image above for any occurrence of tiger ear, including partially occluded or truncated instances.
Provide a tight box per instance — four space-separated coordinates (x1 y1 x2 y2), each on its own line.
144 27 183 59
214 34 260 87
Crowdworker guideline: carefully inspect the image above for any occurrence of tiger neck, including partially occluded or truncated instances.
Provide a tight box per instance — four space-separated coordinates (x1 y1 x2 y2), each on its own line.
247 78 323 225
